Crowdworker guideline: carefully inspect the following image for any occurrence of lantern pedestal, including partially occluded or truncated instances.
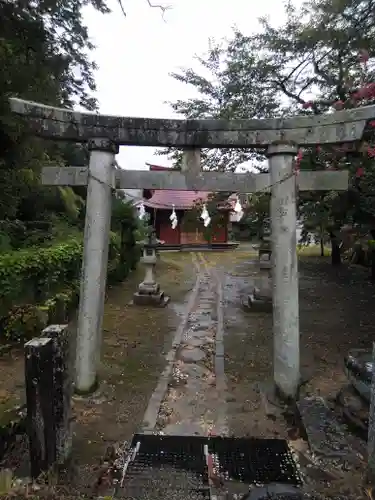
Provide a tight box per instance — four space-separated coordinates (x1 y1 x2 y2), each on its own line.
243 229 273 312
133 243 170 307
243 279 272 312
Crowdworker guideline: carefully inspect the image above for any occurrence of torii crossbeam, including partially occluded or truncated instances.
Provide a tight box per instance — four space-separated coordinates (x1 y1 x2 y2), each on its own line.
9 97 375 400
41 165 348 192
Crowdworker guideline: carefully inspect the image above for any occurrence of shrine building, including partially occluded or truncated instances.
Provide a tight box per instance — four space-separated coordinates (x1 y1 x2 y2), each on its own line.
142 164 241 248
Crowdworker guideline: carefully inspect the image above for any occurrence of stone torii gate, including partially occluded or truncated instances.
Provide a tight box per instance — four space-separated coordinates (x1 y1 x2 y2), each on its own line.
9 97 375 400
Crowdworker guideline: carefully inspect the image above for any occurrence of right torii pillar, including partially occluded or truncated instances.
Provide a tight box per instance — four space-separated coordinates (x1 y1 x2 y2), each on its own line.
267 143 300 400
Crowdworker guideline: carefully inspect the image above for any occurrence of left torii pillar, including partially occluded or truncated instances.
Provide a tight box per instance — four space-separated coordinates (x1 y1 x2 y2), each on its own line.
75 138 118 393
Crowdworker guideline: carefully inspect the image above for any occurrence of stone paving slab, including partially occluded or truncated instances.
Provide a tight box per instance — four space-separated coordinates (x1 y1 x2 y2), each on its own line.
178 347 206 363
297 396 359 463
148 253 226 437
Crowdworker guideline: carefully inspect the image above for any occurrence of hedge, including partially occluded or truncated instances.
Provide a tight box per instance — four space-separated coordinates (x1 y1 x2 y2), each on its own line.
0 232 140 343
0 220 54 252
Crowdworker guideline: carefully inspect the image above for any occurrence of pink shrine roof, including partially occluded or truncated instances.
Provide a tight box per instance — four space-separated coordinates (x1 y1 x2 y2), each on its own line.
143 164 236 211
143 189 211 209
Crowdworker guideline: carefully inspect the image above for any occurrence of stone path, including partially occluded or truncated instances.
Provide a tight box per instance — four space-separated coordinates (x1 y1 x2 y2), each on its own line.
141 252 227 436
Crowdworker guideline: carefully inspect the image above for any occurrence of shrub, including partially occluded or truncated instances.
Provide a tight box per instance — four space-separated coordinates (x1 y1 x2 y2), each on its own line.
0 239 83 319
1 305 47 343
0 220 53 250
0 231 139 343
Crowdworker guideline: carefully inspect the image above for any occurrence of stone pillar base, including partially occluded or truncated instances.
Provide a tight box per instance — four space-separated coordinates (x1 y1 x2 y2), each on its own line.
253 285 272 301
132 291 170 307
242 292 272 313
138 282 160 295
259 260 272 270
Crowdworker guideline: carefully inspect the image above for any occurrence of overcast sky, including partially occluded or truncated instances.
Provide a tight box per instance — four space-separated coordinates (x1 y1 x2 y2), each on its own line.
83 0 293 172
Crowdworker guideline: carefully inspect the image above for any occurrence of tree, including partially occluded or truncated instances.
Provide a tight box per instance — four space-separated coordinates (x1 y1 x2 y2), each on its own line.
158 40 281 171
163 0 375 264
243 193 271 239
252 0 375 263
0 0 111 225
0 0 172 227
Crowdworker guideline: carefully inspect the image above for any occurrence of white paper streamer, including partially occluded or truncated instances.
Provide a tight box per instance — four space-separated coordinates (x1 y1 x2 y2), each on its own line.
203 216 211 227
234 197 242 213
138 202 146 220
170 204 178 229
200 203 211 226
200 204 209 221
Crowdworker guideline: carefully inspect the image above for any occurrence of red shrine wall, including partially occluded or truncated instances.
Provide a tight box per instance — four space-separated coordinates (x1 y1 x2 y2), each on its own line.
179 223 227 244
211 219 228 243
211 212 228 243
180 230 206 245
159 220 181 244
155 210 228 245
156 209 180 244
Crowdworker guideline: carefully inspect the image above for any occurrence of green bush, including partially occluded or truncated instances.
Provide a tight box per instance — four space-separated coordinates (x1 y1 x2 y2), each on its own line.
0 239 82 318
0 220 54 251
0 231 139 343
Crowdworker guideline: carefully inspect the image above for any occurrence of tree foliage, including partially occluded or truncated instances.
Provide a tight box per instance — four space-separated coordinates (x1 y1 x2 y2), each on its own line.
242 194 271 238
158 40 281 171
0 0 169 237
162 0 375 249
0 0 111 229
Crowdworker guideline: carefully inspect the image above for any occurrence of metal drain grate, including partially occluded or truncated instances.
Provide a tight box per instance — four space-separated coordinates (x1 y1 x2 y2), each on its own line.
241 485 304 500
119 434 302 499
119 464 210 500
129 434 208 475
208 436 302 485
120 434 210 500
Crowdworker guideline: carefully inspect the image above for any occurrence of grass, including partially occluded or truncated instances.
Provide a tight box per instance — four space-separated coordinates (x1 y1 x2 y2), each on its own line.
297 244 331 257
232 241 332 258
158 251 197 271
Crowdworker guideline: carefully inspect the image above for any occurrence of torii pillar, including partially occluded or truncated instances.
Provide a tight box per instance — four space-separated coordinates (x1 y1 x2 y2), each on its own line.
76 138 118 393
268 143 299 399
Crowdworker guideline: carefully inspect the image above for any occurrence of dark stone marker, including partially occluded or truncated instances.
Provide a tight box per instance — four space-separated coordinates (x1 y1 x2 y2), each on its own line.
42 324 73 464
25 325 73 479
25 337 56 478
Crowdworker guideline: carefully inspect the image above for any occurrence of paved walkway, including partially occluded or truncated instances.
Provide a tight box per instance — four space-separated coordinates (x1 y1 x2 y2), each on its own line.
141 252 227 436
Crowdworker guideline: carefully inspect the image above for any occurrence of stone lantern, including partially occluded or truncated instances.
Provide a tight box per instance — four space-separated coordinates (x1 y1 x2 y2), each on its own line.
133 227 170 306
243 221 272 312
